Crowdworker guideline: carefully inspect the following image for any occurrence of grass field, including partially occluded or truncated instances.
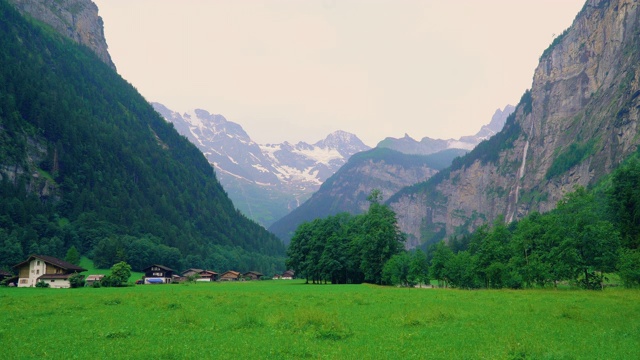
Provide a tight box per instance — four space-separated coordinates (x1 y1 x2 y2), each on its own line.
78 257 144 283
1 281 639 359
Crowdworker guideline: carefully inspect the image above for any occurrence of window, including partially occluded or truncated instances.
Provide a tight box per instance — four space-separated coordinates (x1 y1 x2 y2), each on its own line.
51 280 55 282
20 279 27 284
37 261 40 265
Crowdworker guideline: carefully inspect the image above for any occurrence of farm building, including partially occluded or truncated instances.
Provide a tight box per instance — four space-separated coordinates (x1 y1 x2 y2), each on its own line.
219 270 241 281
243 271 263 281
12 255 87 288
142 264 174 284
85 274 104 286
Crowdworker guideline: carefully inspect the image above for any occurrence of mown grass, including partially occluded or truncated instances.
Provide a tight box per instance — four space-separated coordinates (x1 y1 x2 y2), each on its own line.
1 281 639 359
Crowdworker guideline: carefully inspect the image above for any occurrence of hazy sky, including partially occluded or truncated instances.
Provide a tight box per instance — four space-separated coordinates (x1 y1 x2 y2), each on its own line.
93 0 585 147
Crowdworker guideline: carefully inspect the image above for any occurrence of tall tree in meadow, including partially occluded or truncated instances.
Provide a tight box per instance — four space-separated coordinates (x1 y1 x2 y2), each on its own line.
555 188 620 289
357 190 406 284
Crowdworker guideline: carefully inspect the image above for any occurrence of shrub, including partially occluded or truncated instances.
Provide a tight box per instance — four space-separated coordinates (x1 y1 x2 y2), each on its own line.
68 273 85 288
36 280 50 288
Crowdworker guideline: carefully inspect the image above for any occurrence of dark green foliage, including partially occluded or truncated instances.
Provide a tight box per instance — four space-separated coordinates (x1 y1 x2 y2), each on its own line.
68 273 85 288
382 250 429 287
0 0 284 273
427 178 631 290
286 191 405 284
617 249 640 288
35 280 49 288
64 245 81 266
608 156 640 248
102 261 131 287
545 140 596 179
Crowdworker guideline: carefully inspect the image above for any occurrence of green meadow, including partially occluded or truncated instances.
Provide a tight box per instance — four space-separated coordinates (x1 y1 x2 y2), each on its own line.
1 281 639 360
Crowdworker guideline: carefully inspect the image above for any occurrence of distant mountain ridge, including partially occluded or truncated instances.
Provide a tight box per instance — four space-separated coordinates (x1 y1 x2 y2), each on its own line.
268 147 467 244
377 105 515 155
152 103 371 226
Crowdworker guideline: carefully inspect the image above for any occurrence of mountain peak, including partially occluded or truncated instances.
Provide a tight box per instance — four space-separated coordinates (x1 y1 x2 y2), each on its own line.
316 130 369 151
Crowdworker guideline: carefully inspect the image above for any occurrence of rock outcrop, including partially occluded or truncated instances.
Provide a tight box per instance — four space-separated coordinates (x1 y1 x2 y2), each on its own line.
8 0 115 70
389 0 640 247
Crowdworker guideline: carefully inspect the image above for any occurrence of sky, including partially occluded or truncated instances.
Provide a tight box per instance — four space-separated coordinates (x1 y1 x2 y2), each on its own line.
93 0 586 147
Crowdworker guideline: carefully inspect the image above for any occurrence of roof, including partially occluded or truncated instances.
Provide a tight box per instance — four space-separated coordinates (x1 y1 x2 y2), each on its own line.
220 270 241 277
13 255 87 272
0 270 13 276
244 271 264 276
199 270 218 276
38 273 78 280
181 268 203 275
86 275 104 281
143 264 174 272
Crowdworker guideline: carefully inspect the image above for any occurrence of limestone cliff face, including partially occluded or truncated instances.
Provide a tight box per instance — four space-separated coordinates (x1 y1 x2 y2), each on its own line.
390 0 640 246
8 0 115 70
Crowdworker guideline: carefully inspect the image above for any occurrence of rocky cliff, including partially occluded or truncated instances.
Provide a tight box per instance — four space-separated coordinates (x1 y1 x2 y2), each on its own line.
389 0 640 247
8 0 115 70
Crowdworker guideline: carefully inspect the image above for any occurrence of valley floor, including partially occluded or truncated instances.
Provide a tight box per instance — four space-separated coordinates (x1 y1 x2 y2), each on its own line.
1 281 639 359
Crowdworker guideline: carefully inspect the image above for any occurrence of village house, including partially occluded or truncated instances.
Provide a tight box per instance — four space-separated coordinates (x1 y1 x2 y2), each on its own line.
219 270 241 281
243 271 264 281
142 264 174 284
281 270 295 280
13 255 87 288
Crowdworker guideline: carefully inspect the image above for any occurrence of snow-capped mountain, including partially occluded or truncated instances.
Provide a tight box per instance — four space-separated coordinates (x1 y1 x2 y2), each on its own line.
377 105 515 155
152 102 371 227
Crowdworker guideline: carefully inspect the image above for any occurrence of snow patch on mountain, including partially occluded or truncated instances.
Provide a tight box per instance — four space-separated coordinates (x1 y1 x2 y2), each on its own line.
151 102 371 226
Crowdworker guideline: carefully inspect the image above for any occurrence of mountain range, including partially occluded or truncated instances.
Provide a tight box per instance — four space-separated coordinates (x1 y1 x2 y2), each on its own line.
268 106 513 244
377 106 515 155
152 103 371 227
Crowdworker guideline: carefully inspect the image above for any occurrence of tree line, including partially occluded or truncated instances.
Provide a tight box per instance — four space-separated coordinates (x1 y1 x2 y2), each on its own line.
286 190 406 284
428 154 640 290
287 152 640 289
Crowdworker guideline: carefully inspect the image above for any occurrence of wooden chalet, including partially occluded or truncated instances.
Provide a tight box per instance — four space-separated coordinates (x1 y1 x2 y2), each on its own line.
243 271 264 281
13 255 87 288
219 270 241 281
197 270 219 282
181 268 203 277
281 270 295 280
142 264 174 284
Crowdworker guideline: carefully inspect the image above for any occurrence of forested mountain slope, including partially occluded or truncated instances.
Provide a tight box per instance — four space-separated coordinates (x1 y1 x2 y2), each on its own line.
0 0 284 273
388 0 640 247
